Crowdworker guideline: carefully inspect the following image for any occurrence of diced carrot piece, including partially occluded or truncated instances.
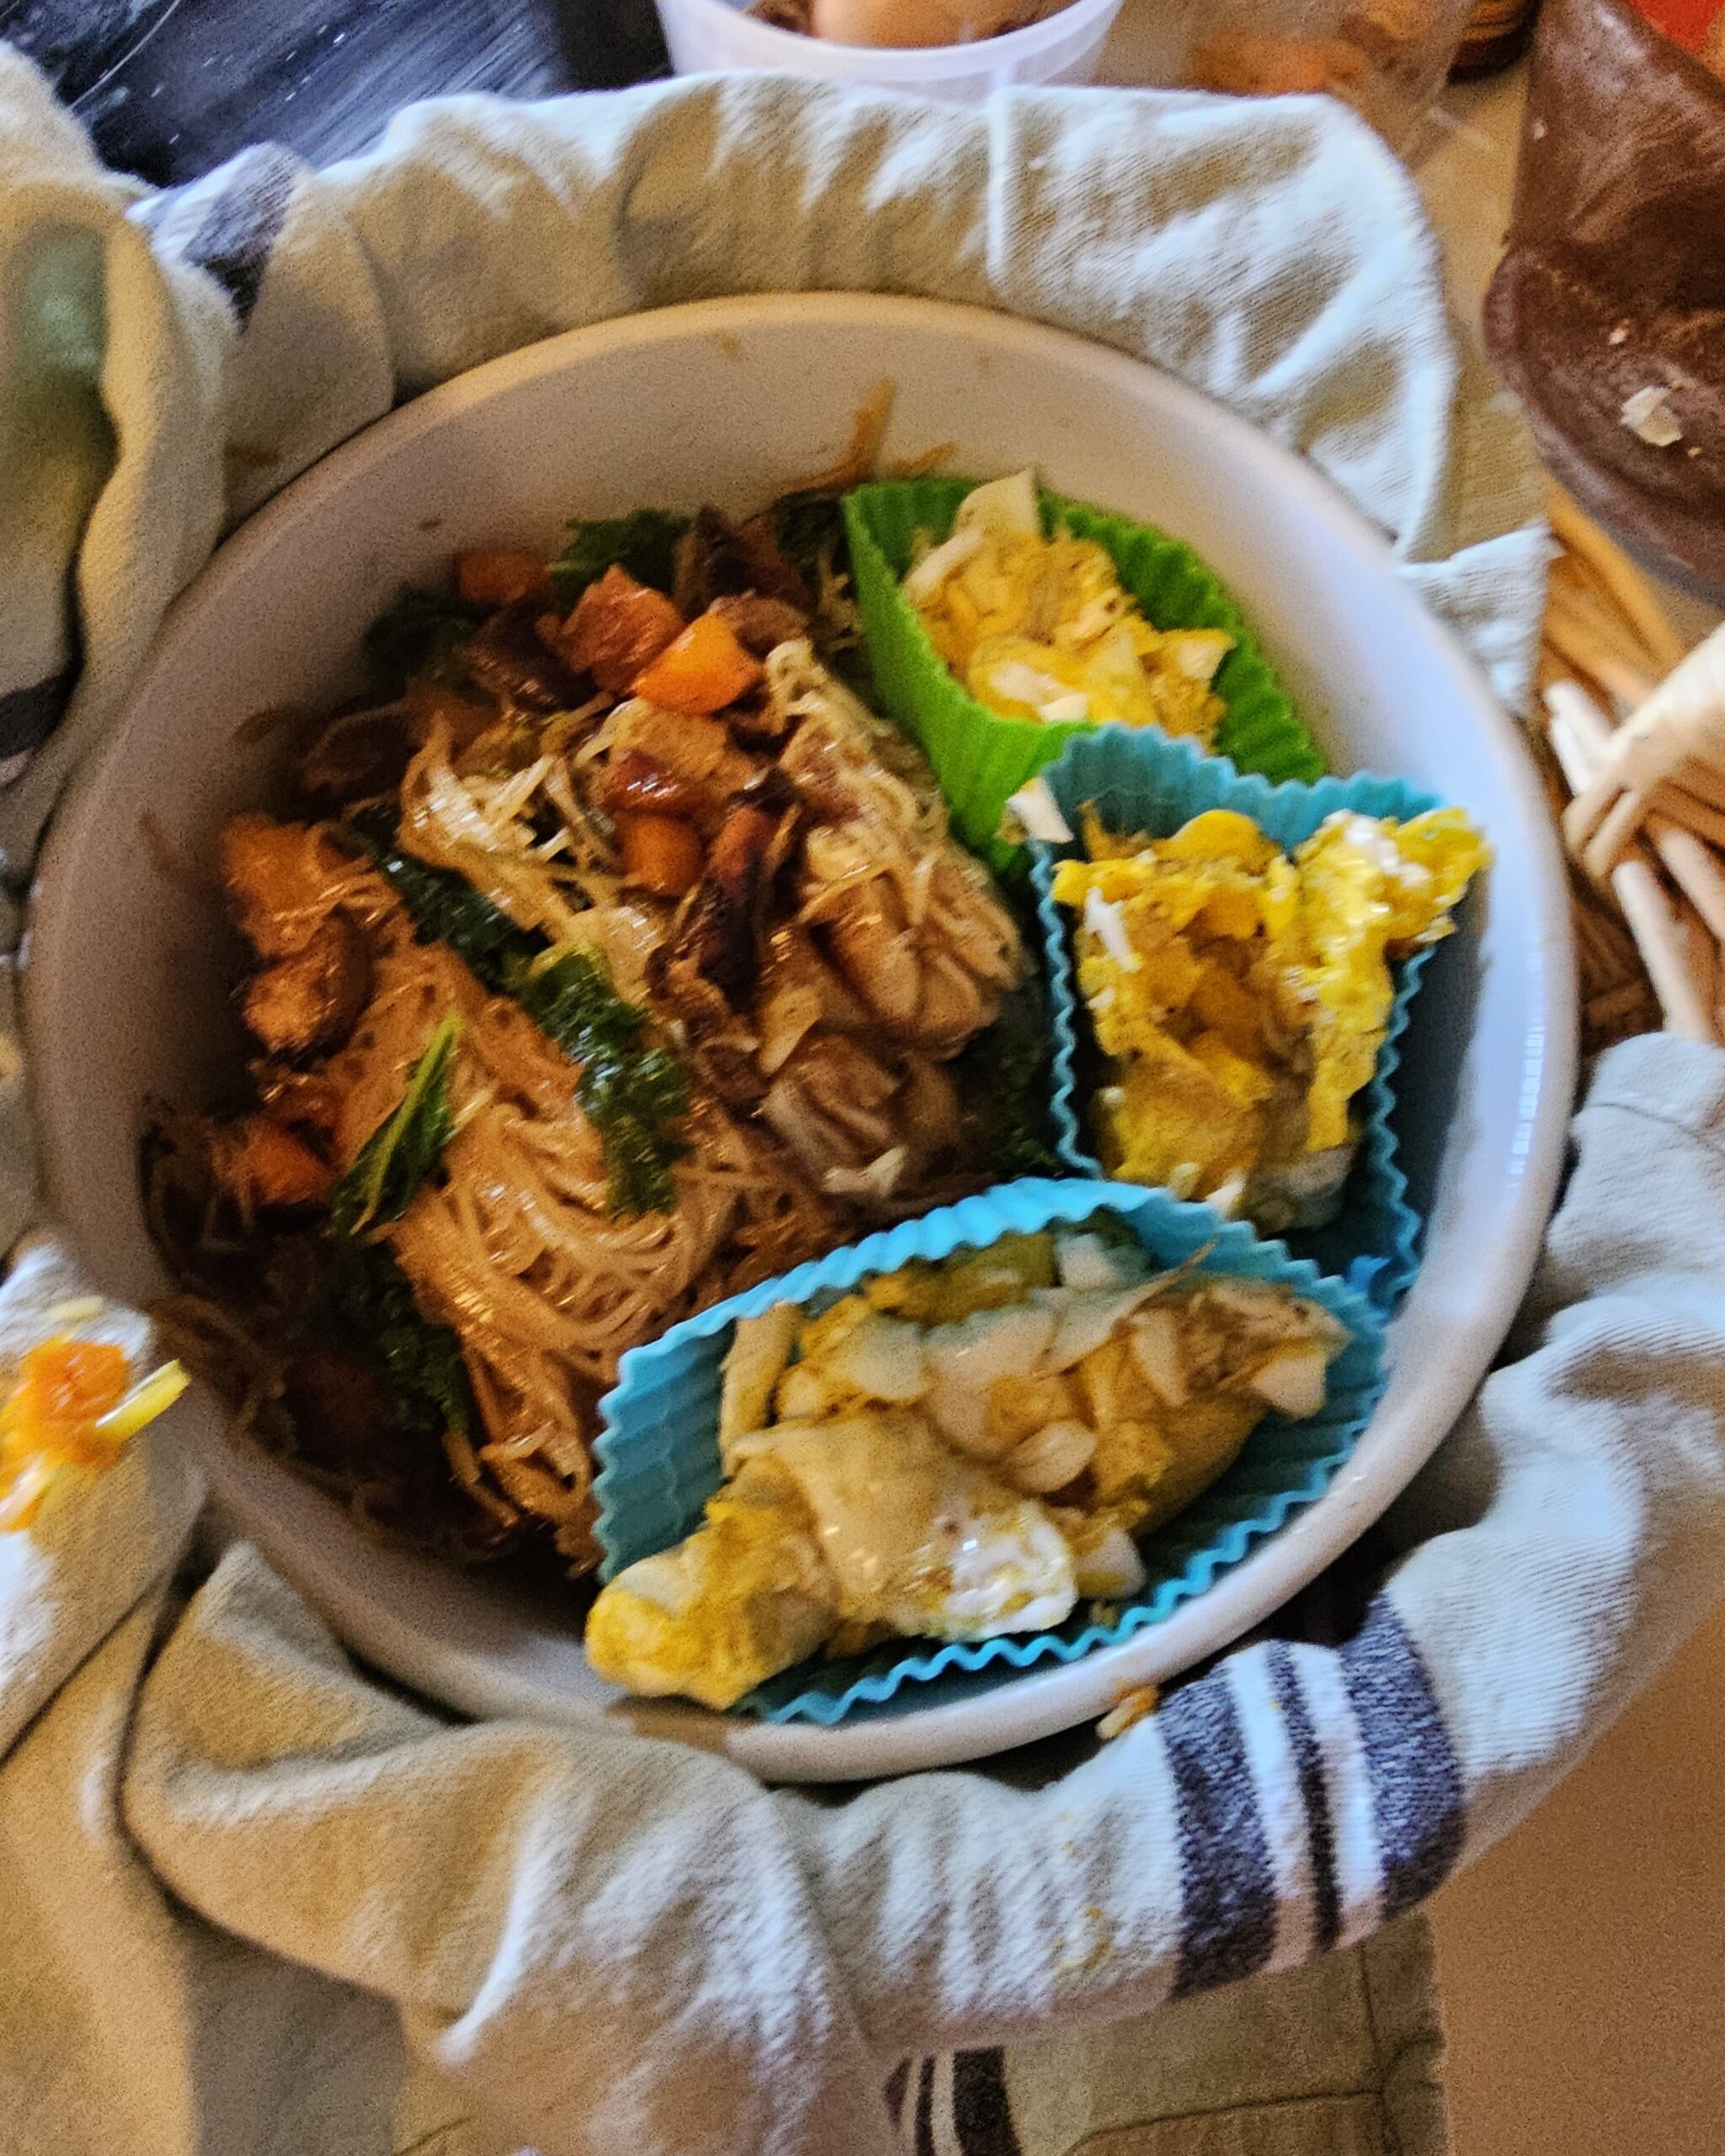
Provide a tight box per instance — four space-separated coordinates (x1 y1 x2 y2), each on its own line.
616 812 706 898
630 611 764 715
563 566 686 693
227 1116 334 1210
454 549 553 607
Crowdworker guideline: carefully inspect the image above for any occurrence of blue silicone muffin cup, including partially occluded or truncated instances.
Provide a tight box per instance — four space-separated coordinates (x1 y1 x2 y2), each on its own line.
592 1177 1385 1726
1032 727 1455 1312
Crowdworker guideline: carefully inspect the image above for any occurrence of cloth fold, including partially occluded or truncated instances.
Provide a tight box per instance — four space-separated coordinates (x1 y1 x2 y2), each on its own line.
0 53 1546 893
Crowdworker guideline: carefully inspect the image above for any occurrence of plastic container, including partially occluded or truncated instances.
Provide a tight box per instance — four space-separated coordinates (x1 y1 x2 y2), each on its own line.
654 0 1126 98
593 1177 1386 1724
1107 0 1476 152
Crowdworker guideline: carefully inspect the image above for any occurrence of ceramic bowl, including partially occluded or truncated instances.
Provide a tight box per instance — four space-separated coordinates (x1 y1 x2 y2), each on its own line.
23 293 1575 1781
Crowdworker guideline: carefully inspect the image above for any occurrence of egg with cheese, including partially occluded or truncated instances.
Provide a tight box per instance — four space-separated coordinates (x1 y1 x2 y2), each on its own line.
586 1229 1349 1710
903 471 1233 739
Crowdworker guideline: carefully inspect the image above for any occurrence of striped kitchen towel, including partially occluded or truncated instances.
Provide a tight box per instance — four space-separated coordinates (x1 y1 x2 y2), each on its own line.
10 1036 1725 2156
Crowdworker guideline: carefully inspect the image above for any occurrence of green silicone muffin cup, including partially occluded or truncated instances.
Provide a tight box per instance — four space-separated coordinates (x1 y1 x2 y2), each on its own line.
843 478 1326 867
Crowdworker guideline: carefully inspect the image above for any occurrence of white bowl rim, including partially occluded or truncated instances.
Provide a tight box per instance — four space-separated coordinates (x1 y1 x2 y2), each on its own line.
24 291 1577 1782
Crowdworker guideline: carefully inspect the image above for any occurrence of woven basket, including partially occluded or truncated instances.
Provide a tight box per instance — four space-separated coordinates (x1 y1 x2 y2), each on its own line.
1534 486 1698 1051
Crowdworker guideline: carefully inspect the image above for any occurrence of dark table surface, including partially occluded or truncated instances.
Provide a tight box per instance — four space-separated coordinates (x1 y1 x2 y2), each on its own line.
3 0 670 187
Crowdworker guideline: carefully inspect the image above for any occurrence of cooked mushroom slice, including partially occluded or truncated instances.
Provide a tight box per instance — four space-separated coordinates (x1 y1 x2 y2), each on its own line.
759 1036 903 1180
463 602 589 713
754 924 871 1077
299 709 414 808
673 506 812 619
601 750 703 821
665 776 798 1006
241 913 372 1059
708 592 811 658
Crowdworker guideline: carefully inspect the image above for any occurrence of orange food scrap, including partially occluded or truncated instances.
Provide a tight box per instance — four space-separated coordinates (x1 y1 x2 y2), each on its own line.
616 812 705 897
454 548 553 607
1096 1682 1160 1742
0 1335 187 1534
19 1338 128 1432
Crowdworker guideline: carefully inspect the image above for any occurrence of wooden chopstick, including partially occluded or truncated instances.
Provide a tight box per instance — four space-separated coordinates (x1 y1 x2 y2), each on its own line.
1644 784 1725 851
1550 685 1725 937
1546 485 1690 676
1672 758 1725 817
1541 616 1655 716
1546 685 1721 1043
1546 577 1660 686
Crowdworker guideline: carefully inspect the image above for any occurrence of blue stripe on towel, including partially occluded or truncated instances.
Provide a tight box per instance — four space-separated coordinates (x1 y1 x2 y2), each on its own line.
1340 1596 1466 1919
914 2056 937 2156
1268 1641 1342 1956
1163 1673 1279 1995
953 2048 1022 2156
164 143 298 325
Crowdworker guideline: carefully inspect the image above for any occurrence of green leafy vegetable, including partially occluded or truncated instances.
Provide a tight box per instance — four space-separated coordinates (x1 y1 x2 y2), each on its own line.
344 808 530 991
953 979 1060 1180
773 488 846 589
772 484 873 696
330 1013 462 1237
547 510 690 608
312 1238 474 1438
502 944 644 1058
343 814 690 1216
503 948 690 1215
365 586 485 691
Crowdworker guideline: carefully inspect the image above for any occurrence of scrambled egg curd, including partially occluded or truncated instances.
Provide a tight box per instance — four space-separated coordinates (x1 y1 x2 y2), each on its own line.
903 471 1233 739
585 1227 1346 1710
1051 805 1489 1231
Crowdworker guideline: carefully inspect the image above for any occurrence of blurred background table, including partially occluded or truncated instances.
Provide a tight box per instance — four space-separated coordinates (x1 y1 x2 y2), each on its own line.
0 0 668 183
4 5 1722 2149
